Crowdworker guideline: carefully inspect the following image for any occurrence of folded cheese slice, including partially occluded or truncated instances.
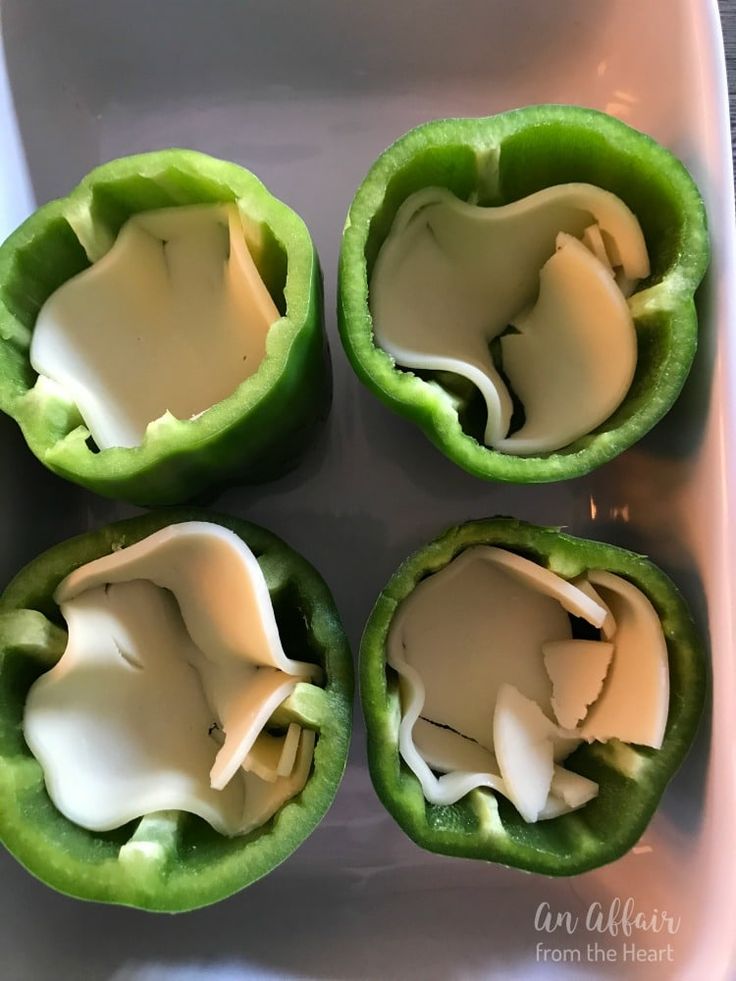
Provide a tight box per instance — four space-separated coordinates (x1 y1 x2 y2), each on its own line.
370 184 648 452
389 547 669 823
495 233 637 455
581 571 670 748
24 522 319 836
389 548 608 814
30 204 280 450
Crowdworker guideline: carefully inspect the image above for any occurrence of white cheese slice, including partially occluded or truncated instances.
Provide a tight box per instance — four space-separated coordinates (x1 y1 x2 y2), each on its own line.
543 639 615 729
581 223 613 271
25 523 319 836
240 728 315 835
473 547 609 627
57 522 318 679
388 547 574 750
493 684 557 824
243 724 301 783
581 571 670 748
30 204 280 450
394 661 507 806
278 722 303 777
412 717 499 774
538 766 600 819
572 578 617 639
389 547 608 798
495 233 637 455
244 731 285 783
370 183 649 447
24 581 249 835
205 665 299 791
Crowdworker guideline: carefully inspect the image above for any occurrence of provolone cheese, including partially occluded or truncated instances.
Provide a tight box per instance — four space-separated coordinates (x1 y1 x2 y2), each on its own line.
412 717 498 774
495 233 637 455
25 581 248 834
573 578 617 639
394 660 507 806
370 184 648 451
390 546 670 823
57 522 318 679
472 547 608 627
543 639 614 729
388 548 574 749
581 571 670 748
388 547 607 812
30 204 280 450
244 730 289 783
240 728 315 835
539 766 599 819
493 684 557 824
24 522 319 836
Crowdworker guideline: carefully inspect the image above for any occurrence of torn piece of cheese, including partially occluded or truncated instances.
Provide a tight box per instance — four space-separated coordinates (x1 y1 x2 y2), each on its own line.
581 571 670 748
494 233 637 455
539 766 600 819
543 639 615 729
25 523 319 835
30 203 280 450
370 184 649 446
493 684 557 824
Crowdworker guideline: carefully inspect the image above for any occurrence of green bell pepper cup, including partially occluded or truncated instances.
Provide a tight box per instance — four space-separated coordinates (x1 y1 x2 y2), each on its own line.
0 509 353 911
0 150 329 505
338 105 709 482
361 517 705 875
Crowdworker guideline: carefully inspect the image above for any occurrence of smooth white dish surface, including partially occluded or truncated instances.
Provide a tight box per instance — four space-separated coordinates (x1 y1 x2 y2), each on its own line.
0 1 733 979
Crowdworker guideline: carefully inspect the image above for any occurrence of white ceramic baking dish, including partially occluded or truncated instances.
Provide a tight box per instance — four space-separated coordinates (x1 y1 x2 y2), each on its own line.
0 0 733 977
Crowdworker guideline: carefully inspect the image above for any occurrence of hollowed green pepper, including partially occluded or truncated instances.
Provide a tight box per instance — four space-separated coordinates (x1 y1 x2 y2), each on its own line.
0 509 353 911
338 105 709 482
361 517 705 874
0 150 328 505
